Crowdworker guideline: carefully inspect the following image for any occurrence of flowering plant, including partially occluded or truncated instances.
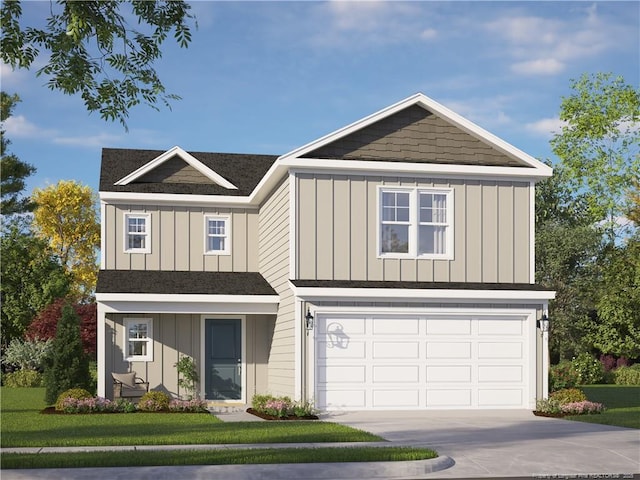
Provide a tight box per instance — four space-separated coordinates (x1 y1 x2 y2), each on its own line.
168 399 208 412
560 401 605 415
59 396 127 413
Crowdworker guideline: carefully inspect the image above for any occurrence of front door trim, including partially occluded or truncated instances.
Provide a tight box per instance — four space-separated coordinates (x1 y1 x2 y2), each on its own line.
200 315 246 403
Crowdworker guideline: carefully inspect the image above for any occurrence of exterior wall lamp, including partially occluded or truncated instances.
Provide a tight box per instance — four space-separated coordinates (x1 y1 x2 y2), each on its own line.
537 314 550 332
305 308 314 331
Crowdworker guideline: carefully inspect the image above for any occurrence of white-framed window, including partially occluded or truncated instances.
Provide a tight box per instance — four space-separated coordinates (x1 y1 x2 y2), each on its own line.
124 318 153 362
379 187 453 259
124 213 151 253
204 215 231 255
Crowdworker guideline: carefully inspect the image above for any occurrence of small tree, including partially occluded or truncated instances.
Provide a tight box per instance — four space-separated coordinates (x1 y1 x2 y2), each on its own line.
174 355 199 400
43 304 91 405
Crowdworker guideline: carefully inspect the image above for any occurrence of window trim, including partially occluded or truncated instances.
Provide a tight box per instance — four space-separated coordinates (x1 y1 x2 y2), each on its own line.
123 318 153 362
123 213 151 254
204 214 231 255
377 186 454 260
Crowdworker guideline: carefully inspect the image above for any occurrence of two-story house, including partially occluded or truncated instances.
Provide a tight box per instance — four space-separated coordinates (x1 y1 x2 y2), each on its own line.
96 93 555 410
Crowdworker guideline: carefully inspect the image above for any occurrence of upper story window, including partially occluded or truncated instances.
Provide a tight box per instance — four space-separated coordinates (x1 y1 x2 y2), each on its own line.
124 213 151 253
379 187 453 259
204 215 231 255
124 318 153 362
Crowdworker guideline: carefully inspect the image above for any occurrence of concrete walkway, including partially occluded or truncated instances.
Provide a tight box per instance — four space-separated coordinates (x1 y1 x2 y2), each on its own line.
3 410 639 479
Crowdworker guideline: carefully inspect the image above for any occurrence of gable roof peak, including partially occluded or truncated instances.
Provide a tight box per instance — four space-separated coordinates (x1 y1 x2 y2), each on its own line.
113 145 238 190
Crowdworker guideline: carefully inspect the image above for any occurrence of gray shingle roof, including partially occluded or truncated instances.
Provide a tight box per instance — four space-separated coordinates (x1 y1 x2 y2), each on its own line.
100 148 278 196
97 270 278 296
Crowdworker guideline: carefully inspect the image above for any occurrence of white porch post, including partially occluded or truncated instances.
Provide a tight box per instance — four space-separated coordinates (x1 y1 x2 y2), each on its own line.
97 302 106 398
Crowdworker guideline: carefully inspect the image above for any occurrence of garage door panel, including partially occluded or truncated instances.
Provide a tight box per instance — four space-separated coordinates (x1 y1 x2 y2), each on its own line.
319 317 366 335
478 389 523 407
373 365 419 383
426 318 471 335
374 389 420 408
427 342 471 359
372 318 420 335
478 342 523 359
478 319 522 335
318 365 365 383
319 390 366 409
317 341 366 359
479 365 523 383
373 341 420 359
426 389 472 407
426 365 472 382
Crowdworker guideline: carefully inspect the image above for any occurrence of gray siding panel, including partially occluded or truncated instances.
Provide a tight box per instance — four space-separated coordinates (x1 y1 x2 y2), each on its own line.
102 204 259 272
259 178 294 397
296 174 531 284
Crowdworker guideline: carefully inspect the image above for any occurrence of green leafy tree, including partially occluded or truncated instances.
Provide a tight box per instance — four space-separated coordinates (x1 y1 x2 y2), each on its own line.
43 304 91 405
550 72 640 243
1 92 36 214
0 217 69 347
535 167 602 361
592 238 640 358
1 1 195 128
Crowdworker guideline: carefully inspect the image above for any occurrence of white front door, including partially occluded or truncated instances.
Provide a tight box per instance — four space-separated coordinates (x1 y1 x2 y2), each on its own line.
315 313 531 410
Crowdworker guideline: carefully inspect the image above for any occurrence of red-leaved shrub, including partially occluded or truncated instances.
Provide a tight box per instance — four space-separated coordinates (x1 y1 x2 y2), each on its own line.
26 299 97 356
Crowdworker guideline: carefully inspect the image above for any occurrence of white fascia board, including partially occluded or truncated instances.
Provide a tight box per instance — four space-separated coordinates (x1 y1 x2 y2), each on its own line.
114 146 238 190
283 157 552 180
99 191 253 207
290 285 556 302
96 293 280 303
278 93 553 178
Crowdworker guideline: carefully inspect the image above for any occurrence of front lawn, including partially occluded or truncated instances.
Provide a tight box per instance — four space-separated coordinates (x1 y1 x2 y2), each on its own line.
568 385 640 429
1 388 381 447
1 447 438 469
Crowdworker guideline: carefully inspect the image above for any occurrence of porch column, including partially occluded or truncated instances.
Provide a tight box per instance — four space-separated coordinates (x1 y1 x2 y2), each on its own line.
97 302 106 397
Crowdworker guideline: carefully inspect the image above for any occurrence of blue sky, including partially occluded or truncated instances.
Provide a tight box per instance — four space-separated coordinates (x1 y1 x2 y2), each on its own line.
2 1 639 195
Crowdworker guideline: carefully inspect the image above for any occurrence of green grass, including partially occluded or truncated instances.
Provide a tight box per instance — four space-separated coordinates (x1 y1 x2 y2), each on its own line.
1 388 381 447
568 385 640 429
1 447 438 469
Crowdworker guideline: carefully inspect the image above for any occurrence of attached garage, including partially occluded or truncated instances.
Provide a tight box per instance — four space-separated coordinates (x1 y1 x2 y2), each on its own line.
313 312 536 410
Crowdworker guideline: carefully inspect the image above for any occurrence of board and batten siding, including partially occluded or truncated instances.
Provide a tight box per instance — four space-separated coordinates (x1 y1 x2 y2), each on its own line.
296 173 531 283
258 178 295 398
105 313 271 401
102 204 259 272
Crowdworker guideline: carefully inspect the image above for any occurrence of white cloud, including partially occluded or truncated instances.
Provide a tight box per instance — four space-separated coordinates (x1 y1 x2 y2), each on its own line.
525 117 567 137
511 58 565 76
54 132 123 148
485 4 634 76
3 115 45 138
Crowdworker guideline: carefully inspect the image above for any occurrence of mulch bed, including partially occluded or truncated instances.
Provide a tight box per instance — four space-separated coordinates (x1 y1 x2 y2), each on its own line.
532 411 569 418
246 408 319 421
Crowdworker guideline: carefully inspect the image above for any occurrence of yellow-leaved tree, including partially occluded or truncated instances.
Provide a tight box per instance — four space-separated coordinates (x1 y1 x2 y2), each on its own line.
32 180 100 301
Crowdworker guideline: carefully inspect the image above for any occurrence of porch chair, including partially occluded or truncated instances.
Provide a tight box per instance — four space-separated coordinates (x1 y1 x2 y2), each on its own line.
111 371 149 401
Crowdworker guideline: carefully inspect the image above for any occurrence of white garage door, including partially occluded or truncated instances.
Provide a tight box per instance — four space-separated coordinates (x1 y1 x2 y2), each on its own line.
315 313 530 410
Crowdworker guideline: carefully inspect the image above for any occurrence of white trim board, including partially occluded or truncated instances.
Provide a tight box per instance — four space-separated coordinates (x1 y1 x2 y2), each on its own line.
114 146 238 190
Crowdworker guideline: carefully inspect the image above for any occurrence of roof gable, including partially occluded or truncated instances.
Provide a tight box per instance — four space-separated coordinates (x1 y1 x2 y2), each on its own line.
114 146 238 190
283 93 552 176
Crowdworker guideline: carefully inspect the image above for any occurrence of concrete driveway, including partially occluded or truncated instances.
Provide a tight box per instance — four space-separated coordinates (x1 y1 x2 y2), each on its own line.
323 409 640 478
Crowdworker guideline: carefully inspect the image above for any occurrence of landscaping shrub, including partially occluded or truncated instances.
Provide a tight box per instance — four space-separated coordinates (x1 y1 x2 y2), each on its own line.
55 388 92 411
535 398 562 415
2 338 52 371
251 394 316 418
613 364 640 385
550 388 587 405
174 355 199 400
168 399 208 412
559 401 605 415
549 361 579 391
43 304 92 405
3 369 43 387
138 391 171 411
571 353 604 385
